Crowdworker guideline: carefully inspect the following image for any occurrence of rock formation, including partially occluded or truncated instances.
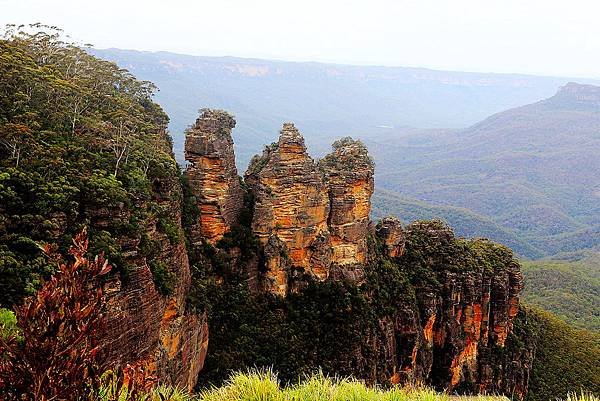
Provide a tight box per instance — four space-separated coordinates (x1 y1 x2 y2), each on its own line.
319 138 374 281
185 109 243 244
375 216 405 258
245 123 331 294
364 221 529 396
184 114 531 397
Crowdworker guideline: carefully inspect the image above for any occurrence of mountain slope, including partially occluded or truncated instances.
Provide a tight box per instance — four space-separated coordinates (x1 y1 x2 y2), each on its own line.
372 189 543 258
369 83 600 257
521 252 600 331
88 48 600 257
88 48 599 168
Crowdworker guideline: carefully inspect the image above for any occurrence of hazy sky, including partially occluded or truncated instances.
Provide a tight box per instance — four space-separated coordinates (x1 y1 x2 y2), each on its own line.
2 0 600 78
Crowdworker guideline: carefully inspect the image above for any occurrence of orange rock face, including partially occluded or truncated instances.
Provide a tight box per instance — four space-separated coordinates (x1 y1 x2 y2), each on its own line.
319 138 374 277
185 109 243 244
244 132 378 293
98 157 208 391
423 314 436 346
245 123 331 294
375 216 406 258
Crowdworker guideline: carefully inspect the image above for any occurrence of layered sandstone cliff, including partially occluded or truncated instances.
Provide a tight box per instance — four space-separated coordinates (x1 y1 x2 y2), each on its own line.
185 109 243 244
245 123 331 294
94 133 208 390
319 137 374 281
183 114 532 397
375 216 405 258
369 221 528 396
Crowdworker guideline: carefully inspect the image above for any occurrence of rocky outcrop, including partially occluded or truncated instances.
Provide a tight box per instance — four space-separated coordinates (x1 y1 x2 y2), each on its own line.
319 138 374 281
370 222 528 395
185 109 244 244
375 216 405 258
183 114 531 397
245 123 331 295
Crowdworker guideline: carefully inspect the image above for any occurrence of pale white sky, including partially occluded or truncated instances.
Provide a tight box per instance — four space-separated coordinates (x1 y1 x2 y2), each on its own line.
2 0 600 78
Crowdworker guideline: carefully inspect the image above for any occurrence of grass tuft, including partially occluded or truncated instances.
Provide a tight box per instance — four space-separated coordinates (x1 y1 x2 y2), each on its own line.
95 369 594 401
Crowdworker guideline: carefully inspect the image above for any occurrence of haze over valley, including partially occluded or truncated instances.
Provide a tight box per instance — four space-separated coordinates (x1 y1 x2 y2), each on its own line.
92 48 600 259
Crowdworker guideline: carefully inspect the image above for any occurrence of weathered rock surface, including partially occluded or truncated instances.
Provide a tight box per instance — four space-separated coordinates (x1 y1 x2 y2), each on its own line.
95 140 208 391
185 109 244 244
181 114 531 397
374 222 528 396
319 138 374 281
245 123 331 294
375 216 405 258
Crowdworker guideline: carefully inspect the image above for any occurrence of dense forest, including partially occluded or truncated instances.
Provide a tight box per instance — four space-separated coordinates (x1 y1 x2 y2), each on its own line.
0 24 177 308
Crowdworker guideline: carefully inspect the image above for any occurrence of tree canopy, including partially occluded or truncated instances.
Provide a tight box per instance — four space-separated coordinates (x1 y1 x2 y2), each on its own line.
0 24 177 307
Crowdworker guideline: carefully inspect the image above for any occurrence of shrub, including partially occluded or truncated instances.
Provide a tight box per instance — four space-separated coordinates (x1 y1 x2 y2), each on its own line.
148 260 175 296
0 308 17 339
0 228 112 401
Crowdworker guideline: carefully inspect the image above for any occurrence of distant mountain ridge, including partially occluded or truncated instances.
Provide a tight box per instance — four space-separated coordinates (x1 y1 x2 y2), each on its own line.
89 48 600 167
371 82 600 257
88 48 600 257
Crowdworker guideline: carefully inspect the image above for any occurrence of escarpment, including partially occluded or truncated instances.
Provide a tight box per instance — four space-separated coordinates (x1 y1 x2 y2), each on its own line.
384 222 528 396
184 112 533 398
95 133 208 391
0 37 537 400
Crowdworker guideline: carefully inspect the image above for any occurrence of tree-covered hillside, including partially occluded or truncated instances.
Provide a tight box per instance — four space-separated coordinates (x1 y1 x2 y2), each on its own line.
1 25 599 401
524 307 600 401
520 254 600 331
89 48 598 169
87 48 600 259
367 84 600 258
0 24 177 307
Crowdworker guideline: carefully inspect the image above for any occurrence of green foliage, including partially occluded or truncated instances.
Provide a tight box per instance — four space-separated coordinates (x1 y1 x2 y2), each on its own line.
94 369 515 401
0 25 175 307
0 308 17 339
372 190 542 259
157 217 180 245
525 307 600 401
560 393 599 401
148 260 175 296
193 249 382 387
395 220 518 291
521 257 600 331
173 370 508 401
189 219 525 391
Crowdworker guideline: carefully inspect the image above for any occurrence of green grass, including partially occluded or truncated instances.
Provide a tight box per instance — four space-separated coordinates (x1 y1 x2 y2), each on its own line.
95 370 598 401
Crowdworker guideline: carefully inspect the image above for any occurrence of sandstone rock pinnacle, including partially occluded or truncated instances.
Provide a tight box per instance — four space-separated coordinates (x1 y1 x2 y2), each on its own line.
319 137 375 280
375 216 406 258
245 123 331 294
184 109 244 244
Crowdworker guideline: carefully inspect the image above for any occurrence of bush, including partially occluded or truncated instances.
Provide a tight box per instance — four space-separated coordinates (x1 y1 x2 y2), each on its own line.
0 308 17 339
0 228 112 401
